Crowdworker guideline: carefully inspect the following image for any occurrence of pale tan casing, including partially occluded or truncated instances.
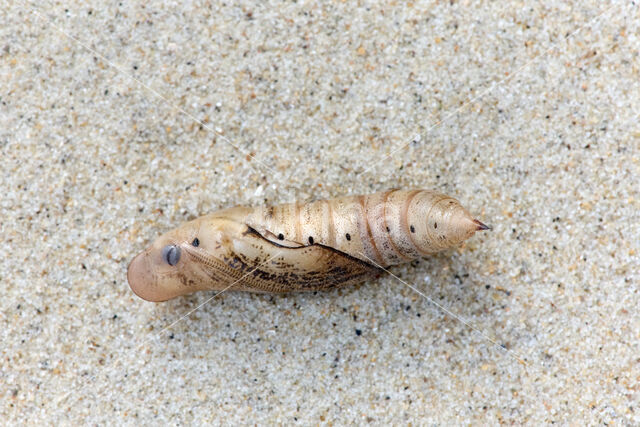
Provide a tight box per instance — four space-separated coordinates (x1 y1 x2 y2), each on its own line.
128 189 488 301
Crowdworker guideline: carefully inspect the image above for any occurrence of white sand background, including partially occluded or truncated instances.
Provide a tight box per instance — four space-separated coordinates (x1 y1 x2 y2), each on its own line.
2 0 639 424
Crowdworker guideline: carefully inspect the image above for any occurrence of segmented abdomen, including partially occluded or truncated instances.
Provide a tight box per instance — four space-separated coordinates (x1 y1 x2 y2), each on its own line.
244 189 472 267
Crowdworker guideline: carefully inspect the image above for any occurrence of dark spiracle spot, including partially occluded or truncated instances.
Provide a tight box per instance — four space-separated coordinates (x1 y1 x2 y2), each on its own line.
278 233 284 240
345 233 351 241
162 245 181 266
410 225 415 233
434 222 437 229
308 236 314 244
192 237 199 247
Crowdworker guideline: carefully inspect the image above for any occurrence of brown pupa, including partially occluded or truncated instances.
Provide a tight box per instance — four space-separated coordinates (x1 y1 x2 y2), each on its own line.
128 189 489 301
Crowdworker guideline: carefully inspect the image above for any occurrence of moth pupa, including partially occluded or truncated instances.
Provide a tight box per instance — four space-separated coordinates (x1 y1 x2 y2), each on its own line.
128 189 489 301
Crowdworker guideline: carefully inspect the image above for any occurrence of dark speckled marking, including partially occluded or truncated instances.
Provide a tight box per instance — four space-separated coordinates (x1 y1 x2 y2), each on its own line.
223 225 383 292
183 225 383 293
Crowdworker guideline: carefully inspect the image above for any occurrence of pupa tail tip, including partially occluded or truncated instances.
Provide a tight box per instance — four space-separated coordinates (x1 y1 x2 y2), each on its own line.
473 219 491 231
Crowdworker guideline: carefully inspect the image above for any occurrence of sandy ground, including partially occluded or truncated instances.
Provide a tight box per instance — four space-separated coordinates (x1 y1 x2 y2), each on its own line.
2 0 639 424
